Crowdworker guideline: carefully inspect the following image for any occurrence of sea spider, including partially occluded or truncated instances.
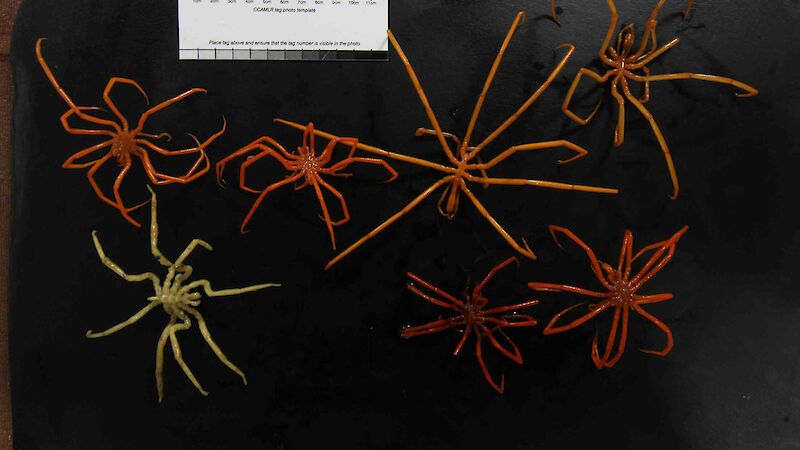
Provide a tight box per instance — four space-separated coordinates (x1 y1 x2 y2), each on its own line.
215 122 397 249
401 257 538 393
86 186 279 401
277 11 618 269
528 225 688 368
36 38 225 227
557 0 757 199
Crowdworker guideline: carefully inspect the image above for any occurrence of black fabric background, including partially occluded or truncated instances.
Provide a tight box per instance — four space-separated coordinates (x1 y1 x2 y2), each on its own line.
10 0 800 448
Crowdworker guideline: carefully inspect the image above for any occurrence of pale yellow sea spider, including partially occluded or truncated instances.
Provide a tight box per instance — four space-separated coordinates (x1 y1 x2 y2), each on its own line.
86 186 280 402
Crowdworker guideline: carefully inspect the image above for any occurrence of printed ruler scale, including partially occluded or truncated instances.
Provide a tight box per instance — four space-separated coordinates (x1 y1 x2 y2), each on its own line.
178 0 388 61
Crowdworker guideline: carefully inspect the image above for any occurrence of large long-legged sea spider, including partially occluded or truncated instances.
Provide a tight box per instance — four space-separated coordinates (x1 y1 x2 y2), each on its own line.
401 257 538 393
215 122 398 249
528 225 687 368
277 12 618 269
556 0 757 199
86 186 280 401
36 38 225 227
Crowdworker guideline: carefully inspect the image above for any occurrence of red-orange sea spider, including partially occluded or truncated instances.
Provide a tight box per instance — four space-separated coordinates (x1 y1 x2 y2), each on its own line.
277 11 619 269
401 257 538 393
36 38 225 227
529 225 688 368
557 0 757 199
215 122 398 250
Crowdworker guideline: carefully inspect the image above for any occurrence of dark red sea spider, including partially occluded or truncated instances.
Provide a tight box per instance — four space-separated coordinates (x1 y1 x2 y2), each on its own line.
402 257 538 393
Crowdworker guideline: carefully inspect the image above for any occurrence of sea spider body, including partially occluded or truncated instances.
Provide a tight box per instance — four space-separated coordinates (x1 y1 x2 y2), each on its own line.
529 225 688 368
36 38 225 227
216 122 397 249
277 11 620 269
402 257 538 393
86 186 279 401
560 0 757 199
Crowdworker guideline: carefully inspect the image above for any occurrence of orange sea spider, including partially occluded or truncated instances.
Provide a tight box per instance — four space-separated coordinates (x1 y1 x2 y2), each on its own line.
277 12 618 269
401 257 538 393
86 186 279 401
215 122 398 249
528 225 688 368
557 0 757 199
36 38 225 227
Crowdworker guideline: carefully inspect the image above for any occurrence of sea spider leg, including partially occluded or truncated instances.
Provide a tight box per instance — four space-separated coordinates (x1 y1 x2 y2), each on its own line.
401 317 465 338
610 78 627 147
473 139 589 167
136 142 208 186
528 282 609 298
173 239 213 267
457 179 536 260
562 68 613 125
406 284 462 311
482 299 540 317
86 154 124 208
155 316 177 402
461 11 525 154
627 38 681 69
630 72 758 97
178 278 280 298
167 317 209 396
309 177 341 250
216 135 294 185
35 38 122 132
314 177 350 227
62 140 115 169
183 307 247 384
620 81 680 199
238 148 295 193
479 324 523 364
599 0 620 66
91 231 161 286
591 304 629 368
325 176 455 269
630 235 682 291
618 230 633 279
240 172 304 233
639 66 652 103
474 257 518 299
103 77 150 130
474 330 504 393
634 293 673 305
542 299 615 335
548 225 614 289
85 302 160 338
111 156 142 227
140 185 174 269
323 157 399 183
387 30 459 166
406 272 465 307
632 303 674 356
60 107 116 136
134 88 207 132
467 43 575 159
